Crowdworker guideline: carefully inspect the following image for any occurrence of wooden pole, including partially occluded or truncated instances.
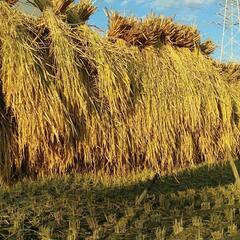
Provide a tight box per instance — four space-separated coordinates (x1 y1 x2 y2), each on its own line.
227 148 240 187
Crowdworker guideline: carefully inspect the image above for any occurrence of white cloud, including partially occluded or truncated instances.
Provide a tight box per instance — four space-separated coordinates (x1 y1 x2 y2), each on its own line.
121 0 216 8
184 0 214 4
121 0 129 6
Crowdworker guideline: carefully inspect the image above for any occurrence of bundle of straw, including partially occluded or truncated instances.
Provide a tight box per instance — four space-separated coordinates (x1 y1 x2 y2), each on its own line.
26 0 96 24
200 40 216 55
67 0 96 24
107 12 214 55
0 2 239 184
214 62 240 83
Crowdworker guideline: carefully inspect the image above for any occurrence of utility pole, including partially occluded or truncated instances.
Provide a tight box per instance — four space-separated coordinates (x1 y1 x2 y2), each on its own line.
220 0 240 62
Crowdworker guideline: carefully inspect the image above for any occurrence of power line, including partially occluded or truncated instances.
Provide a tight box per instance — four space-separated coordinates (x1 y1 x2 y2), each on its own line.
219 0 240 62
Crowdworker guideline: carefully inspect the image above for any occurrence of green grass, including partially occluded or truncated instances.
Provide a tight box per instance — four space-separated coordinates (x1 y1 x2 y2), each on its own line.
1 162 240 239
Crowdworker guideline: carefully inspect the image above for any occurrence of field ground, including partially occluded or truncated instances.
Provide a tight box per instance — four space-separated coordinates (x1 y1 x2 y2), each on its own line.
1 163 240 239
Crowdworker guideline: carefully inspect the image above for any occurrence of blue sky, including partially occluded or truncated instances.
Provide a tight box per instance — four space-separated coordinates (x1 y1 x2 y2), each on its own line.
89 0 222 60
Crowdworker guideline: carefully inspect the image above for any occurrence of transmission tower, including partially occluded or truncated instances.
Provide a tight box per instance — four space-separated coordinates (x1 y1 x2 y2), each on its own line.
220 0 240 62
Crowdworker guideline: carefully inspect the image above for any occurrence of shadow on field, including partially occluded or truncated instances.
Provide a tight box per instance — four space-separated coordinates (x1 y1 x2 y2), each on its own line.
101 161 239 201
1 160 239 207
3 161 240 200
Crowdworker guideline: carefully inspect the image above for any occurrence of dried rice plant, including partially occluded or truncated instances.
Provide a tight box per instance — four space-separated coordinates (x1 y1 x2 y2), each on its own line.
27 0 73 14
0 81 18 184
0 3 75 179
214 62 240 83
67 0 97 24
107 12 215 55
0 2 240 183
200 39 216 55
27 0 96 24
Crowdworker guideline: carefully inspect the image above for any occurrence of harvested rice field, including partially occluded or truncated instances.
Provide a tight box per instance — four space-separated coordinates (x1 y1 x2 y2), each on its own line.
1 162 240 239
